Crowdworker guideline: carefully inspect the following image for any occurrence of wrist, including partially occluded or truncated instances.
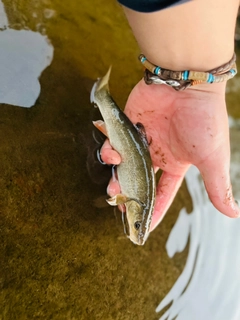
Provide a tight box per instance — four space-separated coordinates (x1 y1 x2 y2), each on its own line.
188 81 227 96
149 79 227 97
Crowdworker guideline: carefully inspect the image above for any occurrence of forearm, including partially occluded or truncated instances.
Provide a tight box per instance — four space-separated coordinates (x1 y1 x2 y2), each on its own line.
122 0 240 71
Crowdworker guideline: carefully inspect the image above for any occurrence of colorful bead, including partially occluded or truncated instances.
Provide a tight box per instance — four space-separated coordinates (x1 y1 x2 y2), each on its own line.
188 71 208 81
154 66 161 75
183 71 189 80
192 80 204 86
230 69 236 76
207 73 214 83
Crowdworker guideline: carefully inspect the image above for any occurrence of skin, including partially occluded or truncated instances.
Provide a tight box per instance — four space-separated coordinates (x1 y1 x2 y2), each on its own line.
100 0 240 231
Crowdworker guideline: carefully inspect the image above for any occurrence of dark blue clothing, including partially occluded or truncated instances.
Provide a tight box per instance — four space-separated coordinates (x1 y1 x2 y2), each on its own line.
117 0 189 12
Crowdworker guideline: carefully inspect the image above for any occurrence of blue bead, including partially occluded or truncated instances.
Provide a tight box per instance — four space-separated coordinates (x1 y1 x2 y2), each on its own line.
207 74 214 83
230 69 236 76
154 66 161 75
183 71 189 80
141 56 146 63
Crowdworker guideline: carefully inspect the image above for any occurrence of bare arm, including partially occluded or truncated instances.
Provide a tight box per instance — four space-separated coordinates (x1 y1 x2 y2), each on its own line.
123 0 239 71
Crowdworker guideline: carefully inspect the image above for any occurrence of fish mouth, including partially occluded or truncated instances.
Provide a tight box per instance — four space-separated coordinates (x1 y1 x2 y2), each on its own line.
132 232 145 246
138 233 148 246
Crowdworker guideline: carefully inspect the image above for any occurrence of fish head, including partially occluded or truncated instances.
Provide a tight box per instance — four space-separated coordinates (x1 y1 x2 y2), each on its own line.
125 200 149 246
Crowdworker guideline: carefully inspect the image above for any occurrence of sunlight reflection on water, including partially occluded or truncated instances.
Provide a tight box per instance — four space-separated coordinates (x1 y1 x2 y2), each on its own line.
157 125 240 320
0 0 53 108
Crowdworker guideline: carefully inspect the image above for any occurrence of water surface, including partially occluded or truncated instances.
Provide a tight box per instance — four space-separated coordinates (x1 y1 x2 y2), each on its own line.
0 1 240 320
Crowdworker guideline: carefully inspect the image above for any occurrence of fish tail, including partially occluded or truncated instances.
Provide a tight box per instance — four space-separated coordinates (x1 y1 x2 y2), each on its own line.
90 66 112 103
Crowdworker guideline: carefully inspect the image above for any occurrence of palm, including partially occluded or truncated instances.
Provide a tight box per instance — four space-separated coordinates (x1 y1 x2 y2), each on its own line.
101 79 239 231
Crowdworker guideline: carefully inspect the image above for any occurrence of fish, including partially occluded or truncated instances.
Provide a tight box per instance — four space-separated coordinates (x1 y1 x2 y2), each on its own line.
90 67 156 245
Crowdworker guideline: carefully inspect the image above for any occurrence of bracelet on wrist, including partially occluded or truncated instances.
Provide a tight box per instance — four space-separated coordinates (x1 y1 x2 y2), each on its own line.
139 53 237 91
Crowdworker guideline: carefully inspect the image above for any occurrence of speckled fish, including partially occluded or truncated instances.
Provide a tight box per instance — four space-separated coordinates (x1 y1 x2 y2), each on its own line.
90 67 156 245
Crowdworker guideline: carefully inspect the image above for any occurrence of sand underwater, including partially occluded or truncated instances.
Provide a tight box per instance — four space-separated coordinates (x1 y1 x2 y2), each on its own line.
0 1 240 319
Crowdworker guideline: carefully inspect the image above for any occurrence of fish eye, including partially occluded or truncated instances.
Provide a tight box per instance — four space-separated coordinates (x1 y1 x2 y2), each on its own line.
134 221 141 230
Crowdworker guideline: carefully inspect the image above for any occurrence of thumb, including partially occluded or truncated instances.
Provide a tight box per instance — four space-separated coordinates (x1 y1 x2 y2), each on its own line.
150 168 189 232
198 153 240 218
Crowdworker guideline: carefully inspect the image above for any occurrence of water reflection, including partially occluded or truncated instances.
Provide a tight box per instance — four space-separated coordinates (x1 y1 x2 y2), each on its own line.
0 0 53 107
0 0 8 28
157 125 240 320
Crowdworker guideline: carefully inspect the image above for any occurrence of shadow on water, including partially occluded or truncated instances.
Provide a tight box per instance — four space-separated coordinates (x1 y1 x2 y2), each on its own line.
2 1 240 320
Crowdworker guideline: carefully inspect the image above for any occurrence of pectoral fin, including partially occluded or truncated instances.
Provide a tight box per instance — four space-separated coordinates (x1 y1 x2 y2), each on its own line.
92 120 108 137
106 194 144 207
106 194 128 206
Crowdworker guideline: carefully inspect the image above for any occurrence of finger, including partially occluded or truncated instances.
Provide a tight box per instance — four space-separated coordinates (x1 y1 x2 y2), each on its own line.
150 168 189 232
100 139 121 165
198 152 240 218
106 176 121 196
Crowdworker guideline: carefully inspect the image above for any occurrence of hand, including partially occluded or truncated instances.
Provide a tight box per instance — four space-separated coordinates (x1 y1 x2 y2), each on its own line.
100 79 240 232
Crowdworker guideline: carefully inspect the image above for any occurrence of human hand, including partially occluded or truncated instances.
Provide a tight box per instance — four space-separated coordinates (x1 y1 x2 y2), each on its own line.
100 79 240 232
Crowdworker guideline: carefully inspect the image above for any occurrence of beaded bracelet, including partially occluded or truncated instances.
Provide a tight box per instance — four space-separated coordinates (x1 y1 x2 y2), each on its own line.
139 54 237 91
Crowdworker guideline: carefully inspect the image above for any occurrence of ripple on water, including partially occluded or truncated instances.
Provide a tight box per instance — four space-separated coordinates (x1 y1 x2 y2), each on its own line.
157 125 240 320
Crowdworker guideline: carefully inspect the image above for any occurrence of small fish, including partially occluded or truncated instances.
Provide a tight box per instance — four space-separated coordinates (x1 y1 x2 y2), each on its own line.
90 67 156 245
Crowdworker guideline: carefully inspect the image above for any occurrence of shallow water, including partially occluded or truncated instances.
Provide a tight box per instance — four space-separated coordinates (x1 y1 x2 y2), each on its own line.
156 129 240 319
0 1 240 319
